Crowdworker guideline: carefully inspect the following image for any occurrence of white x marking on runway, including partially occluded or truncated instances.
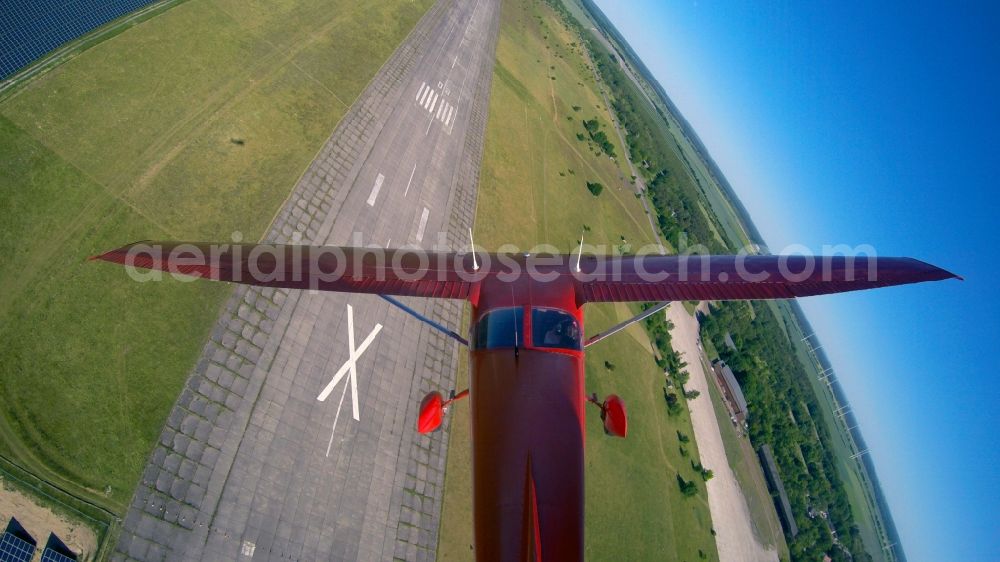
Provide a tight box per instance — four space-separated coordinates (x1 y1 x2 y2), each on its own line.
319 304 382 456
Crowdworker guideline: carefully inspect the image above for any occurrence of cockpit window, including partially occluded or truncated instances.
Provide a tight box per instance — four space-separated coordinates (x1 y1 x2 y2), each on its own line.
532 308 582 350
474 307 524 350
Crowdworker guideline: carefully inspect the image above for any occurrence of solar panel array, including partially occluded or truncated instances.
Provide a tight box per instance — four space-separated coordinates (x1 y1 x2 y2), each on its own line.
41 546 77 562
0 0 161 80
0 531 35 562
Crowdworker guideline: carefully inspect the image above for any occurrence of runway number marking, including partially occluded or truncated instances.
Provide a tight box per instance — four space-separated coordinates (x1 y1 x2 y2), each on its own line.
319 304 383 457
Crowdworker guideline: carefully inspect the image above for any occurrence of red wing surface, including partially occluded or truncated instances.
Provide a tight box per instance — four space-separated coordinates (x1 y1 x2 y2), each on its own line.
93 242 959 302
572 254 960 303
92 241 478 299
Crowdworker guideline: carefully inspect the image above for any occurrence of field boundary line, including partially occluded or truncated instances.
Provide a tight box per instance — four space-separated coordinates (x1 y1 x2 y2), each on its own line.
0 0 192 103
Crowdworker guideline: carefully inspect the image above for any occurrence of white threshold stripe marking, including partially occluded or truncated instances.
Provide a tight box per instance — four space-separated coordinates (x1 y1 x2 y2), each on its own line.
428 92 438 113
403 163 417 197
420 85 431 106
416 82 426 102
436 101 446 120
366 173 385 206
445 105 455 126
415 207 430 242
423 90 434 109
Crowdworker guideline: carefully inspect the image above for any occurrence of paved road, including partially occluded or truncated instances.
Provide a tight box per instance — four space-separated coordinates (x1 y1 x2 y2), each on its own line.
113 0 500 560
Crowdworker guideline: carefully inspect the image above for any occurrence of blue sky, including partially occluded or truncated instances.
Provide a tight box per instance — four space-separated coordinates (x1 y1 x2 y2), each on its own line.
592 1 999 560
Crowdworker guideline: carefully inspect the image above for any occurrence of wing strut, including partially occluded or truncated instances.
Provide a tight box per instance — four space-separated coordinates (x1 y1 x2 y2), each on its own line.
379 295 468 347
584 301 671 348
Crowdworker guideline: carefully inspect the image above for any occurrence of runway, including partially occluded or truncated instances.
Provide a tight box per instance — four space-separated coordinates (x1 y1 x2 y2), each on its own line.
113 0 500 559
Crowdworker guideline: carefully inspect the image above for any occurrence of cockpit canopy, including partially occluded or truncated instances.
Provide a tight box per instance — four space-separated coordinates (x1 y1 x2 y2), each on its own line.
473 307 581 351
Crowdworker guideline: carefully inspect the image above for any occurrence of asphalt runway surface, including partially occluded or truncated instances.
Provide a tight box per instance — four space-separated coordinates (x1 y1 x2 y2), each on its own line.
113 0 500 559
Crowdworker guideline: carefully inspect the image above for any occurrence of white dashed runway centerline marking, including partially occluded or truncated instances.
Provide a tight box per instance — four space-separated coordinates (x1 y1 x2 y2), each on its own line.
366 173 384 206
415 207 430 242
404 163 417 197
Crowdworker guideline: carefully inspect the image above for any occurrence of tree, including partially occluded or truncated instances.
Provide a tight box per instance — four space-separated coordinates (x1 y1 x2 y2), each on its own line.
684 389 700 400
586 182 604 197
676 474 698 497
664 390 682 416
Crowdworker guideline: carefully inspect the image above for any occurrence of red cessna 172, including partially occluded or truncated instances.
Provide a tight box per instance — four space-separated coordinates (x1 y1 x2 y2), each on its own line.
93 242 958 561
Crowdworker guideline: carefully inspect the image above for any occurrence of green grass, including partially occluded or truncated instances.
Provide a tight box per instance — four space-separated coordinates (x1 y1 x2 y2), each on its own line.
565 0 752 252
437 0 717 559
0 0 434 513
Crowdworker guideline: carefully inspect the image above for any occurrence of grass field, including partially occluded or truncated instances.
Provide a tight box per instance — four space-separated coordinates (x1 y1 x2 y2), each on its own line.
436 0 718 559
0 0 433 513
564 0 753 252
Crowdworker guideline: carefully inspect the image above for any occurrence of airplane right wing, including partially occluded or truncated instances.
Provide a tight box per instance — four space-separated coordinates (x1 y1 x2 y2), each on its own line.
571 254 961 303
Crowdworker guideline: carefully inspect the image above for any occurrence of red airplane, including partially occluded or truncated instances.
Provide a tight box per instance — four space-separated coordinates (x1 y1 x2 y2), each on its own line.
92 242 959 561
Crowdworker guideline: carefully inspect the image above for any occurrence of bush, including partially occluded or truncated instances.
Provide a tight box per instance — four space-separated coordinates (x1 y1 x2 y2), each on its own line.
692 462 713 481
664 390 682 416
676 474 698 496
586 182 604 196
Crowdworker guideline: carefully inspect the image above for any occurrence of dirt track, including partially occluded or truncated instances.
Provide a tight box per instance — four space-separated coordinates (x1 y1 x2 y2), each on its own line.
668 304 778 562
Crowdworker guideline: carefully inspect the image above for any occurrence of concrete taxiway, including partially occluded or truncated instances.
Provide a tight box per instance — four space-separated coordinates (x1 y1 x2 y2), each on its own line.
113 0 500 559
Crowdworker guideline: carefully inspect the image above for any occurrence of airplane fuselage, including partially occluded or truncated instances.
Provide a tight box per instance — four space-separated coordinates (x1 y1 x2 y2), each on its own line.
467 276 586 561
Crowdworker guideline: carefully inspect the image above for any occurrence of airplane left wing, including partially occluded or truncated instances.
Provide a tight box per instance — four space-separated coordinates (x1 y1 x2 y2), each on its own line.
91 241 479 299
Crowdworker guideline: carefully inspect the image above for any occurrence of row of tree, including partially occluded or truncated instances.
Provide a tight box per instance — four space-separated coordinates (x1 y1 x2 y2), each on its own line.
701 302 872 562
590 50 727 253
581 118 616 157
